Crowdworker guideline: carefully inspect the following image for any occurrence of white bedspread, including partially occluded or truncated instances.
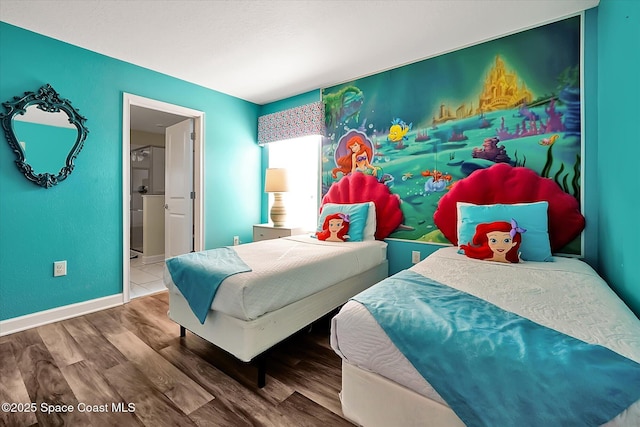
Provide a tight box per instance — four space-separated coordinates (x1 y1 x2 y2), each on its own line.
165 235 387 321
331 247 640 426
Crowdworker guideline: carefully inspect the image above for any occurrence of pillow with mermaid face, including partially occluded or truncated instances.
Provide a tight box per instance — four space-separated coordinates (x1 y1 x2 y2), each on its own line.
316 213 351 242
460 219 526 263
457 202 552 262
316 202 369 242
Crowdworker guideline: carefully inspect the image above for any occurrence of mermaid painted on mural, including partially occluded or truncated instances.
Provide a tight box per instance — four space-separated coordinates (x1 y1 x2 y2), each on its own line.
332 134 381 178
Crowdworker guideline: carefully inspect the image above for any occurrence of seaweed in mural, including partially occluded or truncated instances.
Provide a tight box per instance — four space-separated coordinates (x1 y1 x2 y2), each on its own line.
541 142 582 203
323 86 364 132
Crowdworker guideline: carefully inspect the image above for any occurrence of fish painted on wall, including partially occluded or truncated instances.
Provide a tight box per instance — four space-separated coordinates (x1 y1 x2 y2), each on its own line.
387 118 412 148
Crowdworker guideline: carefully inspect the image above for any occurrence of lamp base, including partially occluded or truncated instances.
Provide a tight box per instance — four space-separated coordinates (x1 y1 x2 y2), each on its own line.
270 192 287 227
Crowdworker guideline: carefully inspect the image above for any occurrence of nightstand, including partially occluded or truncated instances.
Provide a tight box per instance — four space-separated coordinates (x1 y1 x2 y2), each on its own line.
253 224 306 242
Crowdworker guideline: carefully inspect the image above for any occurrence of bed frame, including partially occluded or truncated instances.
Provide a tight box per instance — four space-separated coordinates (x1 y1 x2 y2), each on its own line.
340 361 465 427
169 262 388 387
169 172 403 387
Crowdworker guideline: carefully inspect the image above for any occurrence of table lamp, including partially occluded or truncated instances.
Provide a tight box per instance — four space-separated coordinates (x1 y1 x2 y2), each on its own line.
264 168 289 227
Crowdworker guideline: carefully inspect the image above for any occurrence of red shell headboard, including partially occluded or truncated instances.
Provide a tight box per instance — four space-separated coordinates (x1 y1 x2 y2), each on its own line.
433 163 585 251
321 173 403 240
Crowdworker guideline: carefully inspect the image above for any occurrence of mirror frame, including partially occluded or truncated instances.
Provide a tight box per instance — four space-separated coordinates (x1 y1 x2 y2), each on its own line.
1 84 89 188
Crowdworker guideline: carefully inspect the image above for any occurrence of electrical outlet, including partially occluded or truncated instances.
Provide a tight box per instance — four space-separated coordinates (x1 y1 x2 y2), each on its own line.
411 251 421 264
54 260 67 277
233 236 240 246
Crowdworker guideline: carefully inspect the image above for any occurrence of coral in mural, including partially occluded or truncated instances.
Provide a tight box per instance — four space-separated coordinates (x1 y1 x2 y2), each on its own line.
515 103 540 121
496 116 539 141
542 99 565 133
497 98 565 141
415 129 430 142
448 128 468 142
471 137 512 163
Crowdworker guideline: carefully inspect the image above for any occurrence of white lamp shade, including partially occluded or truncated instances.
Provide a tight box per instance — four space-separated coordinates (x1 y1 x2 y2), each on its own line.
264 168 289 193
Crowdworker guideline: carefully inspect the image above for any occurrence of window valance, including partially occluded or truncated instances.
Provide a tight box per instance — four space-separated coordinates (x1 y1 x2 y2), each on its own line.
257 101 325 145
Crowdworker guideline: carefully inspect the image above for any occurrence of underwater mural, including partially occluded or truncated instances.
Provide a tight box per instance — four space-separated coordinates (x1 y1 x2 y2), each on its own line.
321 16 583 254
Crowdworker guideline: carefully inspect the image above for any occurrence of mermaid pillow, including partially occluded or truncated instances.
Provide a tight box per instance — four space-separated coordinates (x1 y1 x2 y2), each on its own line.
460 219 526 264
317 202 370 242
457 202 552 262
316 212 351 242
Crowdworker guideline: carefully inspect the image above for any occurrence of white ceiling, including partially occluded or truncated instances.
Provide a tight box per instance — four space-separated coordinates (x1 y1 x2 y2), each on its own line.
130 105 190 134
1 0 598 106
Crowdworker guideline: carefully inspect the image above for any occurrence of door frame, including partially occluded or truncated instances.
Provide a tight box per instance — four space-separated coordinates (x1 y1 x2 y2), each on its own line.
122 93 205 303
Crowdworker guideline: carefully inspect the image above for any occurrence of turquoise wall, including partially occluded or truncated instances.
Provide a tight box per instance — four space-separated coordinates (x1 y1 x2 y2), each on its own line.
595 0 640 315
0 23 261 321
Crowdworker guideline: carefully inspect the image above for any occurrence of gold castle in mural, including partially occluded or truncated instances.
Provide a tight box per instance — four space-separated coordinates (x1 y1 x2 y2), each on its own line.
432 55 533 126
478 55 533 112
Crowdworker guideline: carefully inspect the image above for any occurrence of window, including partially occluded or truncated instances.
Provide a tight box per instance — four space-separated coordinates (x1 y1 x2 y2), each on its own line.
267 136 320 231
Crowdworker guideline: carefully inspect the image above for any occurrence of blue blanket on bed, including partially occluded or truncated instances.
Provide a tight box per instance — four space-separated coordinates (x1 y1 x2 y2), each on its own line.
352 270 640 427
166 248 251 324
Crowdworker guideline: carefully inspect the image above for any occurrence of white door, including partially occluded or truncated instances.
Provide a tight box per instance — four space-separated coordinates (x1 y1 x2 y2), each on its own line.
165 119 194 258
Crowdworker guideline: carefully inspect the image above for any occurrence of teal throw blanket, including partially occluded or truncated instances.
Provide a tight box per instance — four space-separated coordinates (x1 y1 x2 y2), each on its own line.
166 248 251 324
352 270 640 427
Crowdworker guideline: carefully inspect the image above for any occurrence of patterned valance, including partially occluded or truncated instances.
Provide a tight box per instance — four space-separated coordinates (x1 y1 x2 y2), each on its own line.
257 101 325 145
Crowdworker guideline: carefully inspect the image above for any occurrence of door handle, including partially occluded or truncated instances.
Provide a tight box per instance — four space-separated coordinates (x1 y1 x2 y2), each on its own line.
164 204 169 210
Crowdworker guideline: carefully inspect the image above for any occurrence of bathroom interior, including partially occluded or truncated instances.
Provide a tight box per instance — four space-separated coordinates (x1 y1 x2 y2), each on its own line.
130 139 165 261
128 106 190 298
129 128 166 298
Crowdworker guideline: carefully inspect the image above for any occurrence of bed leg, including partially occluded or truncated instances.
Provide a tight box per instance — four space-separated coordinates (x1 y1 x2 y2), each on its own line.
256 355 267 388
179 325 186 337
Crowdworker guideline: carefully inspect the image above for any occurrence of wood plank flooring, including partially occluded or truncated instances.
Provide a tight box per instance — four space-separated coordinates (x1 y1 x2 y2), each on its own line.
0 292 355 427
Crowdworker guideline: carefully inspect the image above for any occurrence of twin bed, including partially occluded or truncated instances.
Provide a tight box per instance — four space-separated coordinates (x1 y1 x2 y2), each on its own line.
331 247 640 426
331 164 640 426
164 172 403 386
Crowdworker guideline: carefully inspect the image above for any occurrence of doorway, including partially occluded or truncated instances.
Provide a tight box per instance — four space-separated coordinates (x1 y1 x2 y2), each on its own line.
122 93 204 302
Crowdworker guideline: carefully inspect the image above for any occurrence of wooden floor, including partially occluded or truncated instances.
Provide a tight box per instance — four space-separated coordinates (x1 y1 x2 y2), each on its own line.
0 292 355 427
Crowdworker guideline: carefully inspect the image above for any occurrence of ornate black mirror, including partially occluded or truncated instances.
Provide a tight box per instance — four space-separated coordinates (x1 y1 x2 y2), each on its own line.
1 84 89 188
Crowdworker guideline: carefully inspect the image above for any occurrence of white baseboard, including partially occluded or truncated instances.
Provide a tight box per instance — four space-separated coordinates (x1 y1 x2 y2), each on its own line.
0 294 123 337
142 254 164 264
